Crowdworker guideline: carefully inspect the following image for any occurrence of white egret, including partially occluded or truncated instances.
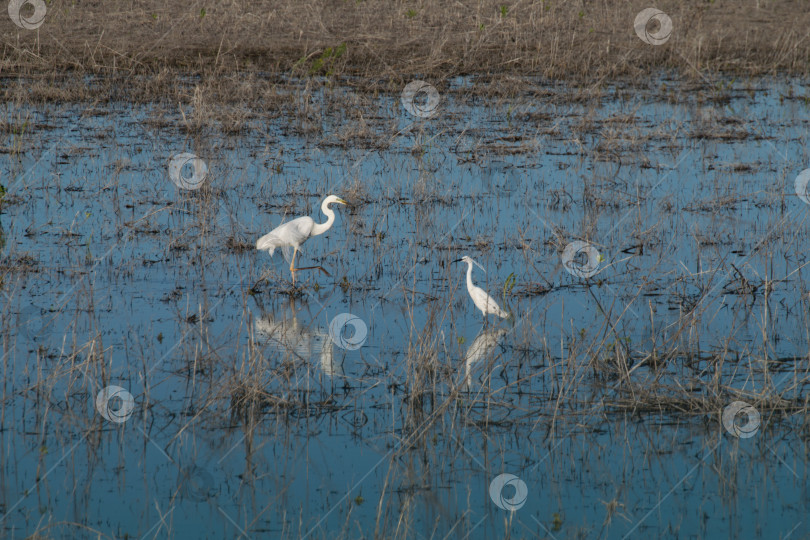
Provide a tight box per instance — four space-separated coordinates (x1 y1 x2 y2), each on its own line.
454 256 509 319
256 195 348 284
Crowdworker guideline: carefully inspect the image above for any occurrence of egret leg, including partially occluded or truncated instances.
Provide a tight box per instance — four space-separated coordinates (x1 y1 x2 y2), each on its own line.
291 265 331 277
289 246 331 281
289 247 298 285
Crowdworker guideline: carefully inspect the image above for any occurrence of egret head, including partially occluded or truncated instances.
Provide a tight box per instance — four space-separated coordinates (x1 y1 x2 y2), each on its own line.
323 195 348 207
453 255 485 272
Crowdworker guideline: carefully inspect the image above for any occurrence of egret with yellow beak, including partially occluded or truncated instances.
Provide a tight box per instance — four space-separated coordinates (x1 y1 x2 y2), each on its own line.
256 195 348 284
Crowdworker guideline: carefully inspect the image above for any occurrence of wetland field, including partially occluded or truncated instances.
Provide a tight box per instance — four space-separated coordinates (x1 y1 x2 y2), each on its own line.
3 1 810 539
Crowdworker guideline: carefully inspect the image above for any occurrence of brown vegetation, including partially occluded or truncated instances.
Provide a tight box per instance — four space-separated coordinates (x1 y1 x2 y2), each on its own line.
2 1 810 105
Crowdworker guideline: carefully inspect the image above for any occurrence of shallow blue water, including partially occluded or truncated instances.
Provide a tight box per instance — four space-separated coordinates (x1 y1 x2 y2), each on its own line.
1 77 809 538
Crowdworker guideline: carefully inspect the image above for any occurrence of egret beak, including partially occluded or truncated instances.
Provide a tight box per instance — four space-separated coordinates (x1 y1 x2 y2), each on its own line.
452 258 464 263
335 198 349 205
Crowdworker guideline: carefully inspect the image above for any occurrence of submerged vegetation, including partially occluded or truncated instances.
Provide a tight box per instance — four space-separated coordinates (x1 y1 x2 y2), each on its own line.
2 76 809 536
1 1 810 538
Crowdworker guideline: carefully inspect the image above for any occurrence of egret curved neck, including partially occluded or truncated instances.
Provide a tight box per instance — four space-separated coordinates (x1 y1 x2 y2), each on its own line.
310 203 336 236
465 262 475 290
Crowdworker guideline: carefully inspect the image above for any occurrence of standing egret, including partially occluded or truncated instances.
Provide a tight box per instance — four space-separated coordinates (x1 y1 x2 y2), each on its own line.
256 195 348 284
453 256 509 319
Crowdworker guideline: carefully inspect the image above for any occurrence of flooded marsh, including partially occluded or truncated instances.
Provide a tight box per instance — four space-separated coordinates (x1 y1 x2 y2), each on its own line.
2 77 810 538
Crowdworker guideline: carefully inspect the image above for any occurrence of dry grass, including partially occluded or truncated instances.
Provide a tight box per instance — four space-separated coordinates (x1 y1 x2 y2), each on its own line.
2 0 810 105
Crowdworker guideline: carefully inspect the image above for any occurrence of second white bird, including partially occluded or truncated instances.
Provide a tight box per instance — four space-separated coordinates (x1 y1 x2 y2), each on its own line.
454 256 508 319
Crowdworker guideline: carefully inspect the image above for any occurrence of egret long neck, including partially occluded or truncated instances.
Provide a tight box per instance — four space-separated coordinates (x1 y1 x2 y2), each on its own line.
466 262 474 291
310 203 336 236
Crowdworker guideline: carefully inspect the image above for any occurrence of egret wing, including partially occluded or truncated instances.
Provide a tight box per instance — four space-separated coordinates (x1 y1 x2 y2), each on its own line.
256 216 315 258
280 245 295 264
471 287 508 318
485 295 508 318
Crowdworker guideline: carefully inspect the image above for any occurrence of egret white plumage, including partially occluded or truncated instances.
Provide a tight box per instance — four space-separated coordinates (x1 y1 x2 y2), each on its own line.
256 195 347 284
454 256 509 319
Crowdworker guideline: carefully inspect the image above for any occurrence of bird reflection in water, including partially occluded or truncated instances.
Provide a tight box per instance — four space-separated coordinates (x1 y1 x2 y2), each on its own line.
462 327 508 389
253 299 343 377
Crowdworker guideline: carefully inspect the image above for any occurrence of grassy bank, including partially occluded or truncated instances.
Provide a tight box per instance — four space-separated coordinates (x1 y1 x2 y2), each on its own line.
1 0 809 105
